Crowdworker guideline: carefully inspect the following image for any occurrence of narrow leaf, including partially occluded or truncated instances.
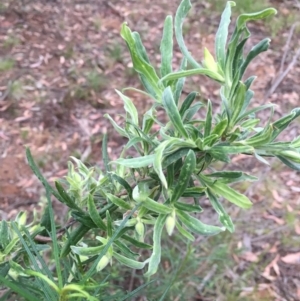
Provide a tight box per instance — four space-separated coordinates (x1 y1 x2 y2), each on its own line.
116 90 138 125
174 202 203 213
145 214 168 277
207 189 234 232
206 179 252 209
160 15 173 77
114 252 146 269
171 150 196 202
112 154 155 168
175 0 201 68
179 91 198 117
143 197 172 215
160 68 225 84
237 8 277 31
87 194 107 230
163 86 189 138
153 140 170 188
121 23 161 98
175 221 195 241
204 100 212 137
215 1 236 70
173 57 187 104
176 210 224 235
104 114 128 138
106 193 132 210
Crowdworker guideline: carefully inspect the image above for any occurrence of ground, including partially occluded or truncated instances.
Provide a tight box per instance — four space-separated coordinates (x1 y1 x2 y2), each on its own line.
0 0 300 300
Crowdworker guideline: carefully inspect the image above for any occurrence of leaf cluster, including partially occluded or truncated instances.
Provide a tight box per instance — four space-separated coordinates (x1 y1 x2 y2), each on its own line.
1 1 300 300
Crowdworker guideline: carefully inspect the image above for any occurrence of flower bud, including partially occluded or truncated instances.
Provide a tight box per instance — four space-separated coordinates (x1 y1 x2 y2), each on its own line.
96 254 110 272
135 221 145 238
203 47 218 73
165 212 176 236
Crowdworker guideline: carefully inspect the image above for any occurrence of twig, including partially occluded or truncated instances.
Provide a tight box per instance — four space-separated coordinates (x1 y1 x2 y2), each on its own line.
197 264 217 293
279 22 299 76
128 269 136 292
251 224 290 242
264 22 300 100
34 218 76 243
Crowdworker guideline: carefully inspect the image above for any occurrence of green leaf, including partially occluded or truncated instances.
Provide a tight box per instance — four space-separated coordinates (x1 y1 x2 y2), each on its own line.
114 252 146 269
175 221 195 241
82 206 138 281
174 202 203 213
239 38 270 79
104 114 128 138
112 154 155 168
206 189 234 233
171 150 196 202
145 214 168 277
206 171 257 184
132 32 150 63
175 0 201 68
179 91 198 117
106 211 113 237
71 245 105 257
111 173 133 198
167 163 175 188
230 82 246 125
181 186 206 197
163 86 189 138
120 23 161 98
254 151 270 165
0 221 10 250
173 57 187 104
209 145 254 155
71 211 97 228
211 118 228 137
116 90 139 125
123 87 157 101
106 193 132 210
61 223 90 258
153 140 170 189
160 68 225 84
176 210 224 235
240 118 260 129
243 124 273 147
276 155 300 171
203 176 252 209
102 134 112 187
0 275 41 301
236 8 277 31
122 234 153 249
162 147 190 168
271 108 300 141
184 102 204 122
114 239 139 258
142 197 172 215
204 100 212 138
87 194 107 230
215 1 236 71
142 108 155 134
54 181 83 212
236 103 275 123
160 15 173 78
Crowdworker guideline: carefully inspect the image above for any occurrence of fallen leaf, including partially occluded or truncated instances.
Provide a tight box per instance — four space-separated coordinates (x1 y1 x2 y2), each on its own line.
261 254 280 281
281 252 300 264
240 252 259 263
263 213 285 225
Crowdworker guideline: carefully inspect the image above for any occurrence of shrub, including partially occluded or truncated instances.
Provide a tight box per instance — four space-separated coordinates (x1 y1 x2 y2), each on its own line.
1 0 300 300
